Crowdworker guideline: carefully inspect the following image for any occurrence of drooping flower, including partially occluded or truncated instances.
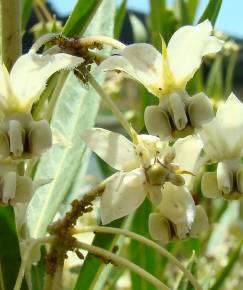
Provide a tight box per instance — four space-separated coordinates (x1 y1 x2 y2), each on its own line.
100 20 223 139
200 93 243 200
0 52 84 159
82 128 202 225
0 52 84 114
149 200 208 243
148 136 208 243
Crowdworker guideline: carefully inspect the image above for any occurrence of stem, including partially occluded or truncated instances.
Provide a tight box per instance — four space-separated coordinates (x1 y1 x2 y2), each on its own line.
51 263 64 290
43 274 54 290
74 240 169 290
72 226 202 290
30 34 125 53
0 0 22 70
88 73 131 135
13 237 55 290
77 35 126 49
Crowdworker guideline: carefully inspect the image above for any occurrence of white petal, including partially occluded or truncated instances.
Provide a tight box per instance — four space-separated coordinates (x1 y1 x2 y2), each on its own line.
167 20 223 86
10 53 84 111
148 213 171 243
100 169 146 224
173 135 203 186
100 44 163 94
201 172 221 198
0 64 12 112
190 205 209 237
200 93 243 160
215 93 243 157
82 128 139 171
159 183 195 225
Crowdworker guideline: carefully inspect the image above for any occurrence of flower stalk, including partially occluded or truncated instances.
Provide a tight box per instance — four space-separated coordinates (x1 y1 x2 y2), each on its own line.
88 73 131 135
13 237 55 290
74 240 169 290
72 226 202 290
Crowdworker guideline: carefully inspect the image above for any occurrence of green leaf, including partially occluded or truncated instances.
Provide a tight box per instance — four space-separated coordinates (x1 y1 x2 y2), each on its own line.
27 0 115 238
178 0 190 25
74 218 124 290
210 241 243 290
114 0 126 38
149 0 177 46
62 0 102 37
22 0 33 30
225 50 238 98
187 0 199 23
129 199 166 290
198 0 222 26
206 56 223 100
0 206 28 290
31 246 46 290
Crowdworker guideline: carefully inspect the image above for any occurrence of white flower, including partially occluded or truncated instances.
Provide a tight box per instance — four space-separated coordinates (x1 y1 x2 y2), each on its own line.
82 128 202 224
149 203 208 243
0 52 83 114
200 93 243 199
100 20 223 98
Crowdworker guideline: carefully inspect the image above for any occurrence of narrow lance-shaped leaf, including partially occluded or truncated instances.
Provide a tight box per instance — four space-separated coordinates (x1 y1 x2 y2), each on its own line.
198 0 222 26
22 0 33 30
62 0 102 37
114 0 127 38
0 206 28 290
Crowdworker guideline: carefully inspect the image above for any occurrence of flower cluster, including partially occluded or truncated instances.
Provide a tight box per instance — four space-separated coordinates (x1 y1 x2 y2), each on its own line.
0 50 83 206
82 20 243 243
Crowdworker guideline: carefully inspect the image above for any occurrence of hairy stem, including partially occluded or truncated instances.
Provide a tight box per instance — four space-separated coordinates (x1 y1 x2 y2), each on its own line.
13 237 55 290
30 34 125 53
51 263 64 290
74 240 169 290
0 0 21 70
88 73 131 135
72 226 202 290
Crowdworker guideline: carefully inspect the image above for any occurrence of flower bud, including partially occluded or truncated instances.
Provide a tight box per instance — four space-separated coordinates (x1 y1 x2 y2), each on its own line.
148 213 171 243
168 93 187 131
168 173 185 186
188 92 214 128
144 106 171 139
28 120 52 155
146 164 169 185
8 120 25 157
